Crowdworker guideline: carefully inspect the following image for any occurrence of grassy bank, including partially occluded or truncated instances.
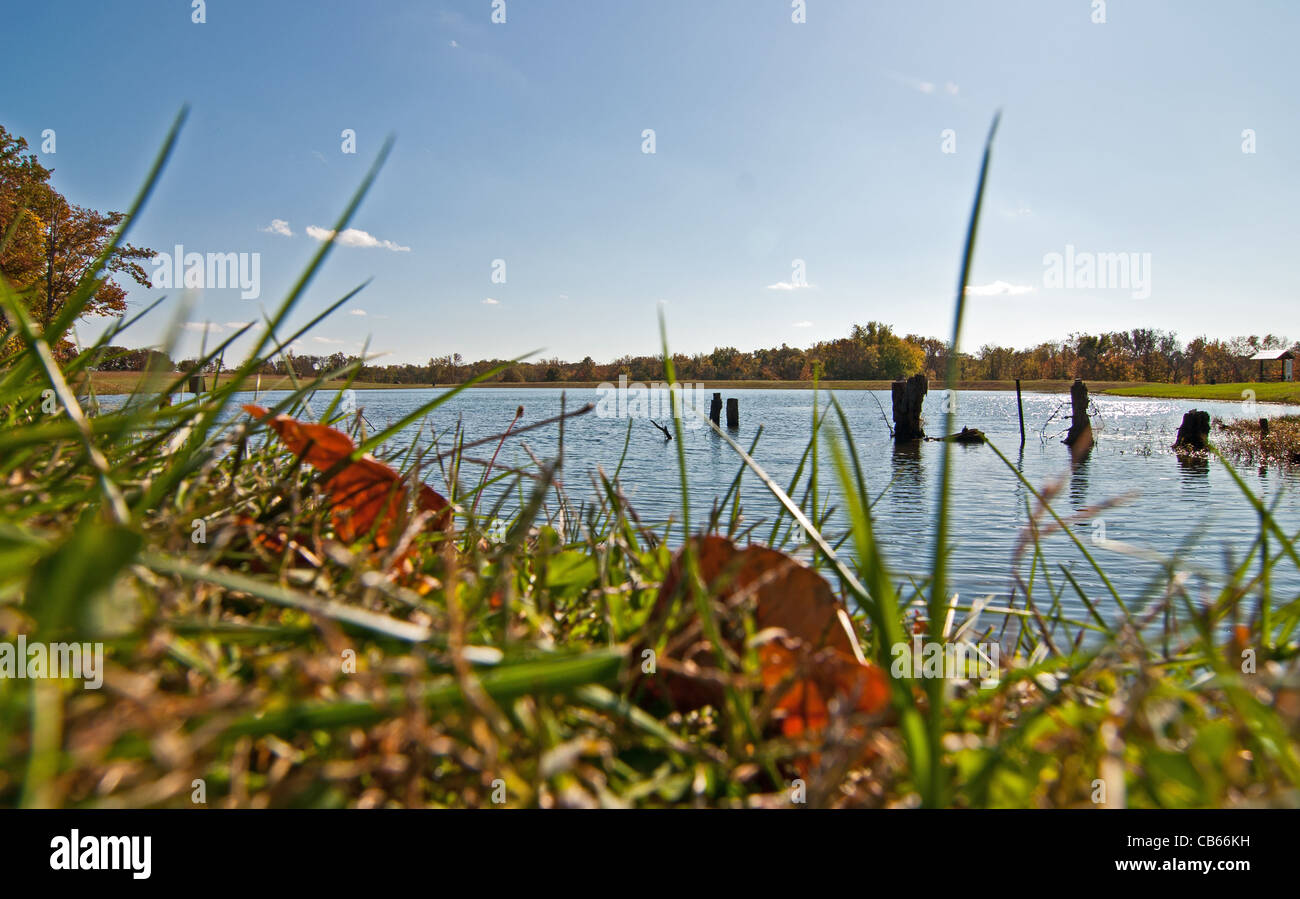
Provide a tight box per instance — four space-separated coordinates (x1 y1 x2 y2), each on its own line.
3 117 1297 810
1102 381 1300 405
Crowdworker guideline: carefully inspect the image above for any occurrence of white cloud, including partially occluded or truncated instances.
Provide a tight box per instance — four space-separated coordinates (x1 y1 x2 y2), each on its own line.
888 72 959 97
348 308 367 316
482 297 499 305
224 321 252 330
182 322 223 333
766 281 813 291
305 225 410 252
449 40 459 48
792 320 813 328
261 219 292 237
965 280 1035 297
313 336 346 345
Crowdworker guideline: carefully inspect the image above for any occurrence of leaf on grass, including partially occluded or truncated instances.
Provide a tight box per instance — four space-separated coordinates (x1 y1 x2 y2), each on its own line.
759 641 890 739
243 405 451 547
638 535 888 738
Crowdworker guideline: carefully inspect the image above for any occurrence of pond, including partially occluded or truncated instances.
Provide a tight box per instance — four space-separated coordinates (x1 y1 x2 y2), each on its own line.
136 385 1300 623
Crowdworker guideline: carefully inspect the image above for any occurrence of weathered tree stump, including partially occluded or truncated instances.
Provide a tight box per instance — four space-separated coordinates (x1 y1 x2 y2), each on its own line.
1063 378 1092 454
1173 409 1211 451
709 392 723 426
891 374 928 441
726 398 739 428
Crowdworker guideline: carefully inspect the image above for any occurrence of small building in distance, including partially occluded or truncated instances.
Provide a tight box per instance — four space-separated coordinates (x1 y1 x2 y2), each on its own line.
1247 349 1295 382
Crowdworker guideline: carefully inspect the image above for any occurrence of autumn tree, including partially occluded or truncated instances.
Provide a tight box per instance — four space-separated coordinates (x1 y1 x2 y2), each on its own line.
0 124 155 331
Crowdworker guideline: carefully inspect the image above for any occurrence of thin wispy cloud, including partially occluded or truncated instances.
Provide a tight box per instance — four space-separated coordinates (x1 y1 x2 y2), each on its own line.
888 72 959 97
260 219 292 237
482 297 500 305
766 281 813 291
182 322 224 333
348 309 367 316
792 320 813 328
224 321 252 330
965 280 1035 297
313 336 346 345
305 226 410 252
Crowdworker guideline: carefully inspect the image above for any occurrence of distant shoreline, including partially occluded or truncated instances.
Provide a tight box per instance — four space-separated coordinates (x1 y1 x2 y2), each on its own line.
81 372 1300 404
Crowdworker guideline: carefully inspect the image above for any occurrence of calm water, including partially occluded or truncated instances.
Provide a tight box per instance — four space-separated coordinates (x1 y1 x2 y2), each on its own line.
143 386 1300 622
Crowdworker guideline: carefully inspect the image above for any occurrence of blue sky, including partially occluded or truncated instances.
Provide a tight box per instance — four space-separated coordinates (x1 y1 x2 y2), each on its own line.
6 0 1297 365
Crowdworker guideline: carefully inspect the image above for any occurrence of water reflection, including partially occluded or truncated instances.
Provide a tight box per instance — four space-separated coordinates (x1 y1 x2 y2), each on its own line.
1069 454 1091 507
889 441 924 500
1176 452 1210 487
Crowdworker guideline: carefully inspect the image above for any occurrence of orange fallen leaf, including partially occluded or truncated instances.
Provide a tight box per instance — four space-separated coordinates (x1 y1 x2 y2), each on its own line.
760 642 890 738
636 536 889 739
243 405 451 549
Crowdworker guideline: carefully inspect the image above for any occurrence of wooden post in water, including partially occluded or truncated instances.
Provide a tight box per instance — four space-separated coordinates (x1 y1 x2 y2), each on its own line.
1064 378 1092 455
725 398 739 428
891 374 928 441
1015 378 1026 449
709 392 723 426
188 374 204 395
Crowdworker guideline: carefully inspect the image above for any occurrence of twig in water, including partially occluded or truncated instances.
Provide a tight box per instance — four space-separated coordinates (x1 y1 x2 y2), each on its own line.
869 390 895 438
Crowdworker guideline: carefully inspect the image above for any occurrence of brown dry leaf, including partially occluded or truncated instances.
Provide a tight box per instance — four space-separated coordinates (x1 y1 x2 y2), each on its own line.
638 535 889 737
243 405 451 550
759 641 890 739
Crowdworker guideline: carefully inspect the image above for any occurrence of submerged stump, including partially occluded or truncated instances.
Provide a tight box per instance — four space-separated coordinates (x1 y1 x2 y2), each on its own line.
726 398 739 429
948 426 986 444
1173 409 1211 451
891 374 928 441
1063 378 1092 456
709 392 723 426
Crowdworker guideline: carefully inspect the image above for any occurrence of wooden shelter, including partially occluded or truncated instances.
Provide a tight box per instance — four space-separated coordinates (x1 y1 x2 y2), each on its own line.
1247 349 1294 383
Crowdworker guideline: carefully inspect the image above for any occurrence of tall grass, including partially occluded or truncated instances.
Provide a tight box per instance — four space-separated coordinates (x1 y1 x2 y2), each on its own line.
0 114 1296 808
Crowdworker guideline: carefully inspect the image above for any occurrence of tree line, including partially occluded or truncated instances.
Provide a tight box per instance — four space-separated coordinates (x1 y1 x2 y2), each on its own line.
122 324 1295 387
